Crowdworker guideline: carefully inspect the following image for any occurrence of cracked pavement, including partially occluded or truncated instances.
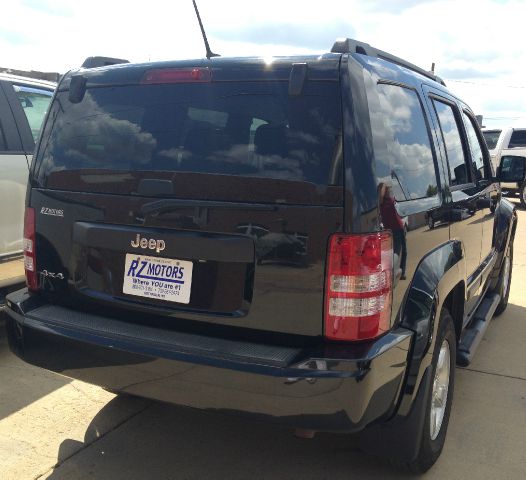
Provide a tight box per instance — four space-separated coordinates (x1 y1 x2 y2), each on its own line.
0 204 525 480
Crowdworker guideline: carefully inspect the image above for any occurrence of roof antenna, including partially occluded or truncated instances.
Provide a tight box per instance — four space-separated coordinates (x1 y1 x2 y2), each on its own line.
192 0 220 60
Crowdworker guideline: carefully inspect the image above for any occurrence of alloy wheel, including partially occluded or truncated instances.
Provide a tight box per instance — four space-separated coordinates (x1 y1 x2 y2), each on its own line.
430 339 451 440
501 252 511 300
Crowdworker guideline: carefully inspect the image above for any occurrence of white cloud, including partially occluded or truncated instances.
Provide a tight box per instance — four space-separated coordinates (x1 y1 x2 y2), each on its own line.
1 0 525 127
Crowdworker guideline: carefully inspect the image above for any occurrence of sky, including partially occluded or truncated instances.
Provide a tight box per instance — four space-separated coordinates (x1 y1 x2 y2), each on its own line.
1 0 524 129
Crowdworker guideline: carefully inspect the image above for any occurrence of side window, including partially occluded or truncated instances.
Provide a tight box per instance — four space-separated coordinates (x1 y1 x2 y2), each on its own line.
12 85 53 141
463 112 488 180
482 130 501 150
369 83 438 201
509 130 526 148
432 100 470 186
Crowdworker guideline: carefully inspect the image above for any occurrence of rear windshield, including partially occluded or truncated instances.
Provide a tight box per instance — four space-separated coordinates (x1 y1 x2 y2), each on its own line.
482 130 501 150
34 81 342 204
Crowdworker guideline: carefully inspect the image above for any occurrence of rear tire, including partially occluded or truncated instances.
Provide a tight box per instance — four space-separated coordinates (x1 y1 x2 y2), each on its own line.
403 309 456 473
494 241 513 316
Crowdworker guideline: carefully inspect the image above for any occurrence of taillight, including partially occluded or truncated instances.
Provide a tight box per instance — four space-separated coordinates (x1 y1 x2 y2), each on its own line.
324 232 393 341
141 67 212 84
23 207 38 291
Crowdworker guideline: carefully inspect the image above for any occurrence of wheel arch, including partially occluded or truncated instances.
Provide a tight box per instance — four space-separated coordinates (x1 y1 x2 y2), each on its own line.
396 240 464 416
489 197 517 288
441 281 465 343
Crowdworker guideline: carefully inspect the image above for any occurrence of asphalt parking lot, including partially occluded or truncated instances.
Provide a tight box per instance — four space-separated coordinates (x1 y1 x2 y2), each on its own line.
1 203 525 480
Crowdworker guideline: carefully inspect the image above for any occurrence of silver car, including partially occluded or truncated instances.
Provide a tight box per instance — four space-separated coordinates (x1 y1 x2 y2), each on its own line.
0 73 55 282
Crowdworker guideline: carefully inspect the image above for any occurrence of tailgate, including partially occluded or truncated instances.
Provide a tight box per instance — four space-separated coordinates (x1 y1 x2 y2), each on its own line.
31 188 342 336
29 61 343 337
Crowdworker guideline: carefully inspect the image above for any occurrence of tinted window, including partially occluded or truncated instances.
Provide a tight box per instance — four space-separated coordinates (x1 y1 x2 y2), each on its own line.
509 130 526 148
482 130 501 150
36 82 342 194
433 100 469 186
13 85 53 141
369 84 437 201
463 112 487 180
500 156 525 182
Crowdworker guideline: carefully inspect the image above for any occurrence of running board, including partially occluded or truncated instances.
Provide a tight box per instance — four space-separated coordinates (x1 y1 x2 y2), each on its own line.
457 293 500 367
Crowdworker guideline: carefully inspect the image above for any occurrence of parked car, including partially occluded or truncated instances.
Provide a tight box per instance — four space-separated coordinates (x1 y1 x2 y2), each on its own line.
0 73 55 264
482 127 526 172
5 39 517 473
497 154 526 206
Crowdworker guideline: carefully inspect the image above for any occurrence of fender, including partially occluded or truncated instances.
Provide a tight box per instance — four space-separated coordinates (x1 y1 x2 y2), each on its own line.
489 197 517 287
396 240 464 415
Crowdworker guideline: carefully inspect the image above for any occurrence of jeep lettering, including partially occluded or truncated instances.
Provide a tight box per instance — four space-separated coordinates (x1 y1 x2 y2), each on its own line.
130 234 166 253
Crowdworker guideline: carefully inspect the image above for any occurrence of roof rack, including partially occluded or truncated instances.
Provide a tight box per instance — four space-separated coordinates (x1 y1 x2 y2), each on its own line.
81 56 129 69
331 38 446 86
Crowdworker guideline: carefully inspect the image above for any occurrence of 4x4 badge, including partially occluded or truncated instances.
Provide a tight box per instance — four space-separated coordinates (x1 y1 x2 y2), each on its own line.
41 270 64 279
131 234 166 253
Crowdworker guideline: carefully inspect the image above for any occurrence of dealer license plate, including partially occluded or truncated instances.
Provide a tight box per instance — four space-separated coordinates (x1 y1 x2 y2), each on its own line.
123 253 193 304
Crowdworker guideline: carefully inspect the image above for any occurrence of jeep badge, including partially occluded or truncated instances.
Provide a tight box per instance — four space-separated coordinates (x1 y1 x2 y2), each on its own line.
131 234 166 253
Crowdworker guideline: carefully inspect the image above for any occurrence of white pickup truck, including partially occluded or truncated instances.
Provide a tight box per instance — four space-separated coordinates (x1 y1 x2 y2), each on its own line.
482 127 526 172
0 73 55 288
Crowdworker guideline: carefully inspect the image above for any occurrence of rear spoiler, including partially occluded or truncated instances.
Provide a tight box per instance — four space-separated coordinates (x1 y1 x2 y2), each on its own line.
81 56 129 69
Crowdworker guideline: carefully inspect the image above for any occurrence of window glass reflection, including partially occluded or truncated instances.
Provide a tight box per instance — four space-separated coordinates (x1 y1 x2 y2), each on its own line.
463 112 486 180
482 130 501 150
500 156 525 182
433 100 469 186
14 85 53 142
37 82 342 187
369 83 438 201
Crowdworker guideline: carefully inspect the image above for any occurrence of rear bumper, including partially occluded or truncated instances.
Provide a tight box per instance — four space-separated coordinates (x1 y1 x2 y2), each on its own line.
5 288 413 432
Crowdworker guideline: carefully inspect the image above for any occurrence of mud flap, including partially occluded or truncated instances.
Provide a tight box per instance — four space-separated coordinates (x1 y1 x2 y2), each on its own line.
360 366 431 463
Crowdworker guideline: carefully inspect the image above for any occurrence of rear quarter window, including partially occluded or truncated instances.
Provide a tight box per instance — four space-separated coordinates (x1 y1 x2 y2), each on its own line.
367 83 439 202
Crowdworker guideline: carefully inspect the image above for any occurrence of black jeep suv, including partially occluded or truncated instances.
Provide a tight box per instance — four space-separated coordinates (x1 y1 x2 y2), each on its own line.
5 39 517 472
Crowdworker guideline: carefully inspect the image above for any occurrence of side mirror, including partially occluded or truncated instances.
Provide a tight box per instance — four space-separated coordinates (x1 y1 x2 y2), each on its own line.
497 156 526 183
